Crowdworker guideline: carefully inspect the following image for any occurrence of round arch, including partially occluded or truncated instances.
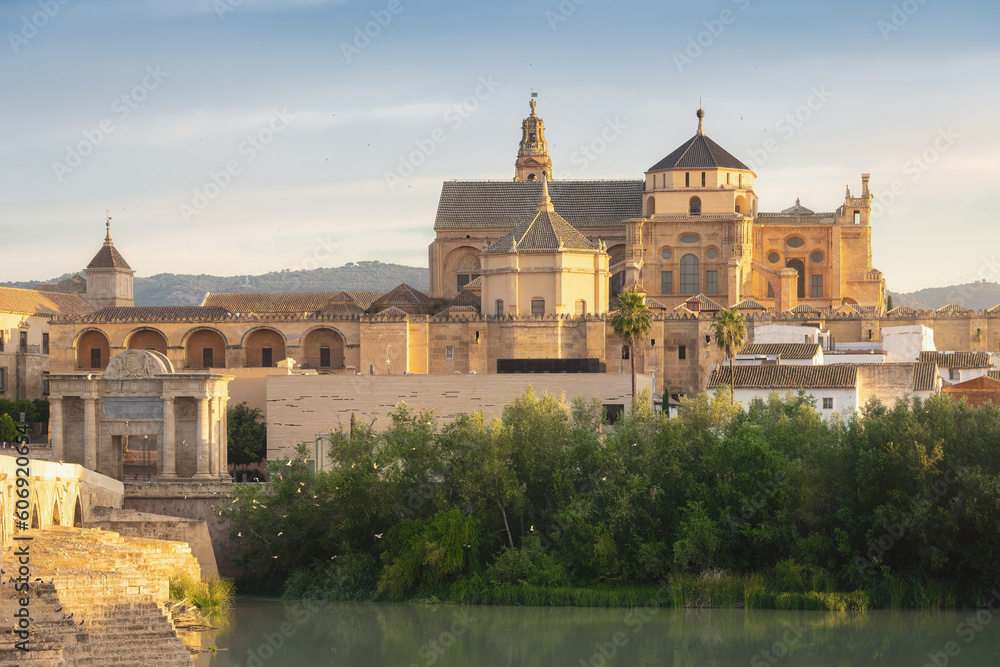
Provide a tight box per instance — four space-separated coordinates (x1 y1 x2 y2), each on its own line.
75 329 111 370
443 246 482 298
645 196 656 217
184 328 228 369
244 327 286 368
125 328 168 355
689 196 702 215
735 195 747 214
303 327 346 369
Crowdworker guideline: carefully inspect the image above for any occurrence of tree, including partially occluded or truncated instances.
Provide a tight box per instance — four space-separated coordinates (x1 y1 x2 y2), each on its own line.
886 294 894 312
227 402 267 467
711 308 747 404
610 288 653 404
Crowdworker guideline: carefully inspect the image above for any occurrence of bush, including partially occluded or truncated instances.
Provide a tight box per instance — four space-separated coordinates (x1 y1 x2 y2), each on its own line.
169 575 235 609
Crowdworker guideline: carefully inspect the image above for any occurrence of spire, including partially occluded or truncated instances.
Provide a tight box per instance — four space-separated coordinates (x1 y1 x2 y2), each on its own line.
515 95 553 181
696 106 705 136
105 209 113 243
537 175 555 213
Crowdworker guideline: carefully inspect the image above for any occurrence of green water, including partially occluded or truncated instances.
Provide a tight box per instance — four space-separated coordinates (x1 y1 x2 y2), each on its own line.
192 597 1000 666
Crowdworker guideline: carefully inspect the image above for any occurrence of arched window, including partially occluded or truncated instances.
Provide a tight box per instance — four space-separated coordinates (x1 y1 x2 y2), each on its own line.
575 299 587 316
689 197 702 215
531 298 545 316
645 197 656 216
680 254 699 293
527 173 537 181
495 299 504 316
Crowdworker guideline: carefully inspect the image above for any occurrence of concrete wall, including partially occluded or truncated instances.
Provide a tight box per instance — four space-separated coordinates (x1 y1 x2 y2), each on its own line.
266 373 653 461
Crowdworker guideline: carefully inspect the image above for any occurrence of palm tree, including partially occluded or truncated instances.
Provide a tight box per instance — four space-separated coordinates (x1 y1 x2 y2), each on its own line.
711 308 747 404
610 288 653 405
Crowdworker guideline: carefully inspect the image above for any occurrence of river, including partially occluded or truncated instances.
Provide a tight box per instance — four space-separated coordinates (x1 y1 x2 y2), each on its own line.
188 597 1000 666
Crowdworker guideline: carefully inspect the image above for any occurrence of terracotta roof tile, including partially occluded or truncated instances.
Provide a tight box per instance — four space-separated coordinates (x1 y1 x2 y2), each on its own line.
733 298 768 310
35 274 87 294
936 303 974 315
888 304 918 317
67 306 234 322
86 241 131 270
709 364 857 390
433 180 643 231
370 284 433 309
648 131 750 171
912 363 939 392
740 343 821 360
451 288 481 309
680 294 724 312
0 286 94 316
919 351 992 369
201 291 384 314
788 303 822 314
485 209 596 254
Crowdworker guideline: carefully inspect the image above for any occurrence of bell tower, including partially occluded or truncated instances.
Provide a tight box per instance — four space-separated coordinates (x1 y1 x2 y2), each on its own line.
514 96 554 182
84 214 135 309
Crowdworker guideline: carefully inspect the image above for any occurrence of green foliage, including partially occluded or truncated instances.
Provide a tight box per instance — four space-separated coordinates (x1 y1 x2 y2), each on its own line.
221 388 1000 610
0 399 42 424
610 288 653 402
886 294 894 311
227 402 267 466
169 575 235 608
0 414 18 442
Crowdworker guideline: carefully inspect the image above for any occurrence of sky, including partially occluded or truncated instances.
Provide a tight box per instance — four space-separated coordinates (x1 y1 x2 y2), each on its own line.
0 0 997 293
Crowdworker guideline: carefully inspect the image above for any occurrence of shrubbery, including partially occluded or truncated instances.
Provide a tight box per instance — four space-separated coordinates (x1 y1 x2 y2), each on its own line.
223 388 1000 608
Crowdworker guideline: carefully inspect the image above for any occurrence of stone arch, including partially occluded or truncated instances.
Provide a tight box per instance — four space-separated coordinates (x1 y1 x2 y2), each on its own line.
303 327 346 369
76 329 111 370
786 258 806 299
645 196 656 216
443 246 482 298
125 328 168 355
30 503 39 529
51 497 62 526
184 328 228 369
735 195 747 214
689 196 702 215
73 496 83 527
244 327 286 368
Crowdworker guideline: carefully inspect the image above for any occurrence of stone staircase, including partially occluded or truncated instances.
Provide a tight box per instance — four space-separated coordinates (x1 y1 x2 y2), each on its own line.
1 526 201 666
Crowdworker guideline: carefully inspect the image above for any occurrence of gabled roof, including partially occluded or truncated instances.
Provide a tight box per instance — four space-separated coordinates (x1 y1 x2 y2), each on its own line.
372 306 409 318
451 287 481 310
0 286 94 317
35 274 87 294
781 198 815 215
788 303 822 314
733 298 768 311
433 180 643 231
709 364 857 390
887 304 918 317
919 351 992 369
645 297 668 310
681 294 724 312
648 112 750 171
740 343 822 360
370 284 433 309
936 303 974 315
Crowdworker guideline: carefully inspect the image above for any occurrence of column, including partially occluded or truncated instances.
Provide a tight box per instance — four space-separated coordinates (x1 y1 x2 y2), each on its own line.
83 397 97 472
160 396 177 480
220 397 230 479
193 397 212 479
49 397 64 463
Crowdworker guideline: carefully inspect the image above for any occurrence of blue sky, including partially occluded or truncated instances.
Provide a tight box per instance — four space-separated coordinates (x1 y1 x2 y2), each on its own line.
1 0 997 293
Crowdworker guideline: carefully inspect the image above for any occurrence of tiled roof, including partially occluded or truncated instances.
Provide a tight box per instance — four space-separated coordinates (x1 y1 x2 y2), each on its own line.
919 351 992 369
433 180 643 231
87 241 131 270
371 306 409 318
648 132 750 171
201 291 384 314
788 303 821 314
69 306 235 322
887 304 918 317
912 363 939 392
780 199 815 215
988 370 1000 381
733 298 768 310
680 294 724 312
740 343 822 360
35 274 87 294
709 364 857 390
986 304 1000 314
485 210 596 254
936 303 974 315
451 288 481 309
0 287 94 316
464 276 483 294
645 298 668 310
370 284 433 309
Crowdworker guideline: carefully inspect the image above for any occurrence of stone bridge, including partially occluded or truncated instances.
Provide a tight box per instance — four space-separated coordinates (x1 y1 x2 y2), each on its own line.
0 453 124 551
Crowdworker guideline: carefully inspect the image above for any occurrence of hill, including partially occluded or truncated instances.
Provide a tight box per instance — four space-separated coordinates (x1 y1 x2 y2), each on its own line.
889 281 1000 312
1 261 430 307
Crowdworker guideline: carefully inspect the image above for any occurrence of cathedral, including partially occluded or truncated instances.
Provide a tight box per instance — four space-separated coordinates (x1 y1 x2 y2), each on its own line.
429 101 886 314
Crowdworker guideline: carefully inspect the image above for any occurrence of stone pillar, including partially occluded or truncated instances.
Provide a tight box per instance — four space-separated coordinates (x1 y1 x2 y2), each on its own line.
220 397 230 479
49 396 64 462
83 397 97 472
776 268 798 314
194 397 212 480
160 396 178 480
